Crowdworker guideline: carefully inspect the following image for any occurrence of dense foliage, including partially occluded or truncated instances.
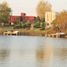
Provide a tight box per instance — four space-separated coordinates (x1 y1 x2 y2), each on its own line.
0 1 11 26
52 11 67 33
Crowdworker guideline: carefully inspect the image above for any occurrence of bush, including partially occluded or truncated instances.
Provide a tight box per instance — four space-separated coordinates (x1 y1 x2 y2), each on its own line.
34 21 40 28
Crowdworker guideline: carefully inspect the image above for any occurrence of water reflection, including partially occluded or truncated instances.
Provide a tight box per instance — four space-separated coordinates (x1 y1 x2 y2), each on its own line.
36 44 54 67
0 49 9 60
0 36 67 67
60 48 67 58
54 48 67 58
36 37 67 67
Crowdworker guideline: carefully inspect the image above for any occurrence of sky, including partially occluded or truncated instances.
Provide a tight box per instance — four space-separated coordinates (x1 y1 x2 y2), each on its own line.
0 0 67 16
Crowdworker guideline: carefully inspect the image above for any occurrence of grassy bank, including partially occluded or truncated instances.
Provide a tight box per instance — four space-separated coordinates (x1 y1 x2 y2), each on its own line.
15 29 46 36
0 27 46 36
0 27 67 38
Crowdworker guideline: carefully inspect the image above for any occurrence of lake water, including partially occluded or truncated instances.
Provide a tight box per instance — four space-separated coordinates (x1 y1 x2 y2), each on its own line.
0 36 67 67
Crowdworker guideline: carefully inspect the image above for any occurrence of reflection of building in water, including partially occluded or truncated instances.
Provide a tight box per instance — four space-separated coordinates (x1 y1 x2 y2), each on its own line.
44 45 54 67
44 45 53 60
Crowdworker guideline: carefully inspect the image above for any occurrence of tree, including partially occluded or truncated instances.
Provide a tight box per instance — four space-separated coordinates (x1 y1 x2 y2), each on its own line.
34 21 40 28
36 0 52 21
35 16 40 22
0 1 11 26
52 11 67 32
41 21 46 30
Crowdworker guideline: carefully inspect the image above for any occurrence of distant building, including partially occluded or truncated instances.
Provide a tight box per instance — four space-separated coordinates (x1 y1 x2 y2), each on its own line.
25 16 36 23
45 11 56 28
9 16 19 23
9 12 36 24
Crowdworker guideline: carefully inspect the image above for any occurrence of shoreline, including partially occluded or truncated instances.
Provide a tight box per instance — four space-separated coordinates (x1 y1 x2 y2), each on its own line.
0 28 67 38
1 33 67 39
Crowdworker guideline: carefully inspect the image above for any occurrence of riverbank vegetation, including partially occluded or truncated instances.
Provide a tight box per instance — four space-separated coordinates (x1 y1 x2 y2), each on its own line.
52 11 67 33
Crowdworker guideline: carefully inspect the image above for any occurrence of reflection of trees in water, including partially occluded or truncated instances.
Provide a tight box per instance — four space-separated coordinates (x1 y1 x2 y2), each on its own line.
36 49 44 60
36 45 54 67
36 37 45 67
36 37 45 60
54 48 67 60
60 48 67 60
0 49 9 60
36 37 54 67
36 38 67 67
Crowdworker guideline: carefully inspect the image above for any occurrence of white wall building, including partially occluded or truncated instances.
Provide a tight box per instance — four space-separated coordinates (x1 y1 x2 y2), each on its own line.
45 11 56 28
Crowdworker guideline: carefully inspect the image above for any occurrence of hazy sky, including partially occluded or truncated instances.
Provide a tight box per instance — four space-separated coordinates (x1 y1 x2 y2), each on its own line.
0 0 67 16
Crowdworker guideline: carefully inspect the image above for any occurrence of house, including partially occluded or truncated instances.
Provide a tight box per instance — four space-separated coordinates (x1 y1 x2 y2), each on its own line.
9 16 19 23
9 12 36 24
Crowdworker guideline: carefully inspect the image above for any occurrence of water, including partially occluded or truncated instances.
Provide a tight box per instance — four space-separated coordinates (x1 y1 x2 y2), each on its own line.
0 36 67 67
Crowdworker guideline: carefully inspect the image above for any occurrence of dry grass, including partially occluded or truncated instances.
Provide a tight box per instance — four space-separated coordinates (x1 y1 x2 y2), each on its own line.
0 28 3 35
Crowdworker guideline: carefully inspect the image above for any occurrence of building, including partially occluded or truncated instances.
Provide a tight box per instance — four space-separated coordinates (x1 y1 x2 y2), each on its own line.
9 16 19 23
25 16 36 23
9 12 36 24
45 11 56 28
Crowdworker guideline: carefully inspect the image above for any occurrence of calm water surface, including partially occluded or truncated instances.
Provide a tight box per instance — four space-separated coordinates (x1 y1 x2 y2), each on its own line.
0 36 67 67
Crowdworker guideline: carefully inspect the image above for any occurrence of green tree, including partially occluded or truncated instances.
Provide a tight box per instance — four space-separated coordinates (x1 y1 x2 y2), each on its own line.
41 22 46 30
34 21 40 28
25 21 31 29
0 1 11 26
